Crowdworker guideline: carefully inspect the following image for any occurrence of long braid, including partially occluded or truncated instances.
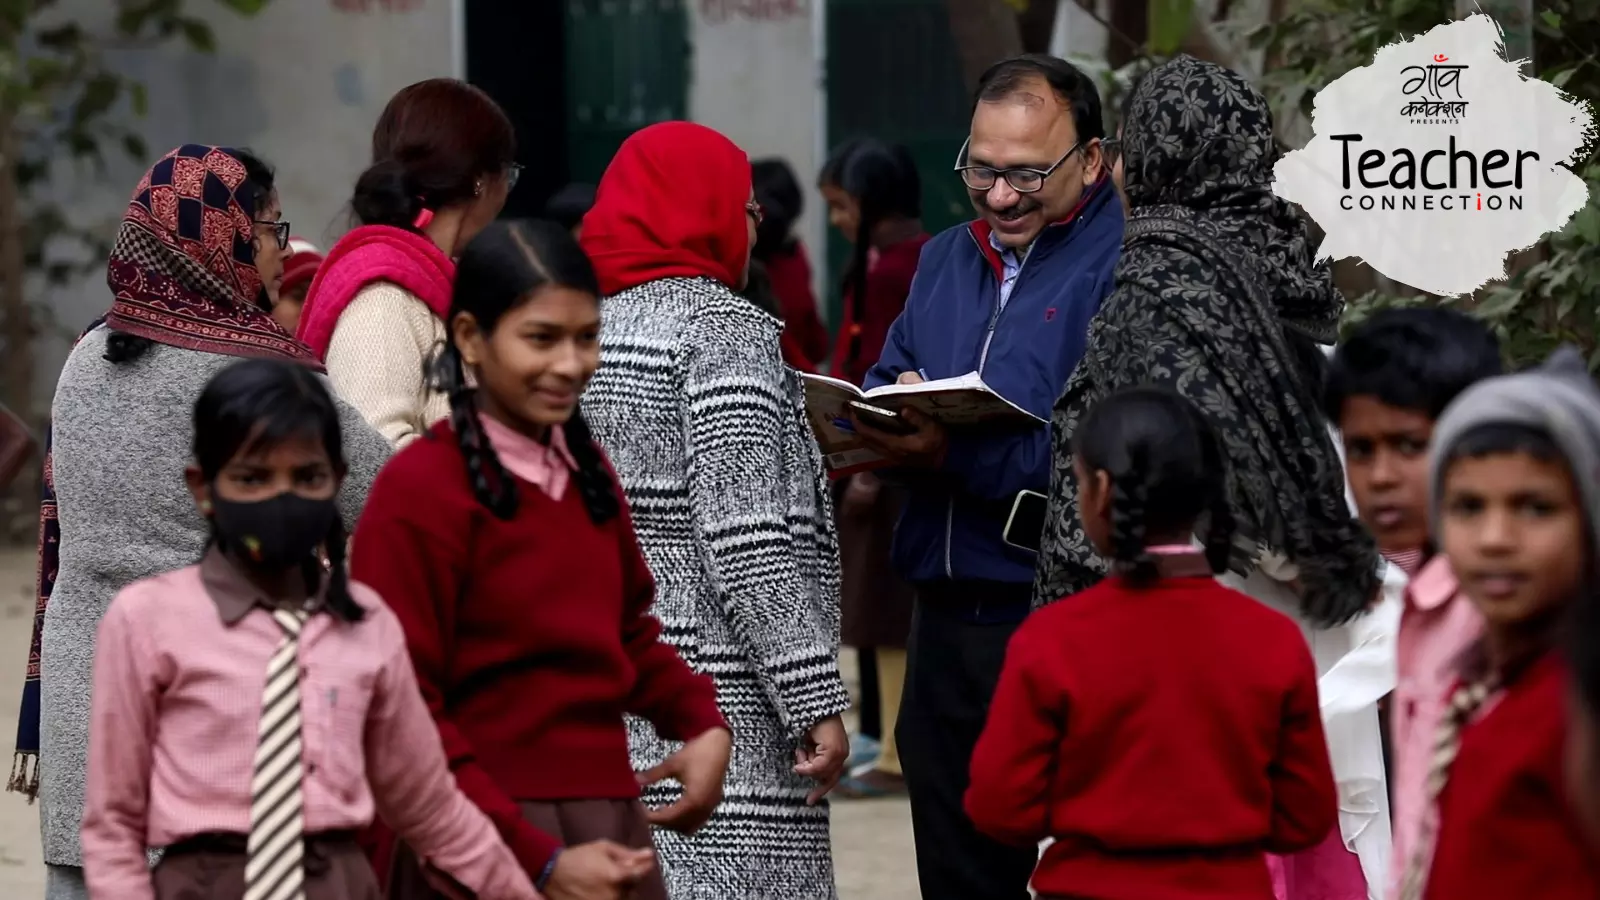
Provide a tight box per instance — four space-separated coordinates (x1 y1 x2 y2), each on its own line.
437 344 518 520
1110 463 1158 587
1203 490 1238 576
565 407 620 525
320 514 364 621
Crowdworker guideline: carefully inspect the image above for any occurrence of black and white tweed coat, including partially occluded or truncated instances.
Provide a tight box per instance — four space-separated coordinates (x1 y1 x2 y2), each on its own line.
583 276 851 899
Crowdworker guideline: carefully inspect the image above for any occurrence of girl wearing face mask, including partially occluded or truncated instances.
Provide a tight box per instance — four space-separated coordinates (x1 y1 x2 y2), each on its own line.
16 145 392 900
80 358 539 900
351 220 731 900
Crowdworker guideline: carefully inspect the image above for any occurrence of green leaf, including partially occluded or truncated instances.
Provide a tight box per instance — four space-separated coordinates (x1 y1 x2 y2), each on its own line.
1540 9 1562 29
129 81 147 116
1551 67 1577 88
74 72 121 123
213 0 270 12
1147 0 1194 56
121 132 147 161
177 18 215 52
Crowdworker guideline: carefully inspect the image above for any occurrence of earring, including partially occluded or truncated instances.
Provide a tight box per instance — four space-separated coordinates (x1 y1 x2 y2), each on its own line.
474 181 483 197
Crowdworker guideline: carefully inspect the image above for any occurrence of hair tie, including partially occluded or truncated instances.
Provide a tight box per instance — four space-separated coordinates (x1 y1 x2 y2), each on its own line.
412 206 435 230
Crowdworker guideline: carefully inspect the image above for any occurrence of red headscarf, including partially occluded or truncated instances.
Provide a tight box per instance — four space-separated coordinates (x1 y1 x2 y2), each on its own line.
580 121 752 296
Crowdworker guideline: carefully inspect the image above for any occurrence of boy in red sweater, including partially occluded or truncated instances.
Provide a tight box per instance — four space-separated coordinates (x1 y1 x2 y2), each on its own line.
1396 346 1600 900
967 387 1336 900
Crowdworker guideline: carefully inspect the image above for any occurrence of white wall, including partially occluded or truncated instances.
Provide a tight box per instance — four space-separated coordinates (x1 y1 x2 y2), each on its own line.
31 0 459 408
688 0 829 318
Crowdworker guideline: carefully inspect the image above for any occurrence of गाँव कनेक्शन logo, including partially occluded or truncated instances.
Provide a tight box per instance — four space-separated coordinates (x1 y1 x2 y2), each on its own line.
1272 13 1596 297
1401 54 1469 124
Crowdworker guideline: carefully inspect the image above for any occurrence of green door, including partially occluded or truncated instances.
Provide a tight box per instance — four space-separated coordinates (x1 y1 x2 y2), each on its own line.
564 0 691 184
825 0 972 325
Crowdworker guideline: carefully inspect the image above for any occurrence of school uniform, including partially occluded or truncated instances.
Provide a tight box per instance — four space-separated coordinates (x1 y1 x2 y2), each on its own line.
1386 555 1483 899
1415 653 1600 899
965 560 1338 900
349 417 727 898
80 550 535 900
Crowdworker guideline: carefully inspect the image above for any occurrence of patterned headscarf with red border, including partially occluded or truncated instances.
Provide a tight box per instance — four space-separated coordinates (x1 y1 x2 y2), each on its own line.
104 144 323 369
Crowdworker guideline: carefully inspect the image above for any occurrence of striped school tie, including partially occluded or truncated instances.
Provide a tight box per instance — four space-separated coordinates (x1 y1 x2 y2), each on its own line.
1395 678 1495 900
246 608 309 900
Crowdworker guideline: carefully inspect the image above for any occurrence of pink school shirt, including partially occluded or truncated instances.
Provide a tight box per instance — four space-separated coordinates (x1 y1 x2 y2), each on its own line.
1385 554 1484 900
80 553 541 900
478 416 577 498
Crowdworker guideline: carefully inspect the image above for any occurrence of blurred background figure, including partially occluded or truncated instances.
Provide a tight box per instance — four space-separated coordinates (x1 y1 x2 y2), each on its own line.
817 137 927 799
271 236 323 336
751 158 829 372
543 182 596 239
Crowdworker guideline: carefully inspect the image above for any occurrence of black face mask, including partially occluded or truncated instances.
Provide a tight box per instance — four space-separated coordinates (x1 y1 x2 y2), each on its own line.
211 491 337 570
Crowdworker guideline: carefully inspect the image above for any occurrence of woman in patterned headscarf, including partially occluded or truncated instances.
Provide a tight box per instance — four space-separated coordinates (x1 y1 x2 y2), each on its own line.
12 145 390 900
1032 56 1390 896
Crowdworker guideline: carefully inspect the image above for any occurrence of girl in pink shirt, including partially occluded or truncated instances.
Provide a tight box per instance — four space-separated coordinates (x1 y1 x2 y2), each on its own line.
81 359 540 900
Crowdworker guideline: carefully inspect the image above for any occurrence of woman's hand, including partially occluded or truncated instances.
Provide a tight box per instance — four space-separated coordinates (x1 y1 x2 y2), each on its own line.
637 727 733 834
544 841 655 900
794 714 849 805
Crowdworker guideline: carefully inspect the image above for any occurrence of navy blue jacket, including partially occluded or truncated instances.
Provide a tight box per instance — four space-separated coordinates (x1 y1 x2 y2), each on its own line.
863 178 1123 586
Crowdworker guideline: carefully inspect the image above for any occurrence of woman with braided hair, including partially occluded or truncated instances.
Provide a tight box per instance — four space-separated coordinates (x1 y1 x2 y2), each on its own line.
968 386 1338 900
349 219 732 900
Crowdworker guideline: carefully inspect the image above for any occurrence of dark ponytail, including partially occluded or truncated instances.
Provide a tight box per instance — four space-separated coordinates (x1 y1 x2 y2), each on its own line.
192 357 364 623
1108 462 1159 587
350 159 428 232
434 219 617 525
1073 386 1235 587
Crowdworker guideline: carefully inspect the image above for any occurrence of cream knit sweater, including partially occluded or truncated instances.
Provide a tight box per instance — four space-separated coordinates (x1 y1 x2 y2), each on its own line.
324 282 451 448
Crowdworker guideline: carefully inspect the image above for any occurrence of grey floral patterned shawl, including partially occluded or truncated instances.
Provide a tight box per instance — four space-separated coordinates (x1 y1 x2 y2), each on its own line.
1031 56 1378 627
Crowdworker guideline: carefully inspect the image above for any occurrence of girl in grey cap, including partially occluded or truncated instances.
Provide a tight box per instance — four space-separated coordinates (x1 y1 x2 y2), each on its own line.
1397 345 1600 900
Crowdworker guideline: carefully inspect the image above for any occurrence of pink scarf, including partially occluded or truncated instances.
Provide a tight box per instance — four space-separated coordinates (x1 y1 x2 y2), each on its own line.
295 224 456 359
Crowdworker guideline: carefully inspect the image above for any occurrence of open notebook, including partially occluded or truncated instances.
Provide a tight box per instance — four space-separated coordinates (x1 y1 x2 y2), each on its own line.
801 371 1043 475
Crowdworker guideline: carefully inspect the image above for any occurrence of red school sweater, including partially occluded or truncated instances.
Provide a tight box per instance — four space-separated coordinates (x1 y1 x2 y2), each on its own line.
350 422 727 877
966 574 1337 900
1423 652 1600 900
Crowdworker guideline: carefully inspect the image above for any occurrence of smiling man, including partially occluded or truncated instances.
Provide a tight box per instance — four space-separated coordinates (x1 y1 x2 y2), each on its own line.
847 54 1123 900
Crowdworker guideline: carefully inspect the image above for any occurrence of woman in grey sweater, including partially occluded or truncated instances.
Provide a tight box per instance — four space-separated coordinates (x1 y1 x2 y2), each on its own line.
12 145 390 900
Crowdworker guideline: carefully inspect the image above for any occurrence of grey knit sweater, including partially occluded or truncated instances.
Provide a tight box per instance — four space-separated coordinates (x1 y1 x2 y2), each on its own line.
38 326 391 868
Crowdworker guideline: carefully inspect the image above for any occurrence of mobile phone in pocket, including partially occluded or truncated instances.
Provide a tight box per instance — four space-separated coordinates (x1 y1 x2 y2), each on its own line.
1003 489 1049 554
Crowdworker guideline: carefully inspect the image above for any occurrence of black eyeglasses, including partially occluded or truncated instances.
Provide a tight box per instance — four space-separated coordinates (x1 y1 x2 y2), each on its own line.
507 162 524 190
253 219 290 251
954 137 1084 193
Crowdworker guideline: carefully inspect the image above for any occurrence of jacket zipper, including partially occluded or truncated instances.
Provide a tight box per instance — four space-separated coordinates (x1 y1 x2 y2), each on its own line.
948 229 1036 585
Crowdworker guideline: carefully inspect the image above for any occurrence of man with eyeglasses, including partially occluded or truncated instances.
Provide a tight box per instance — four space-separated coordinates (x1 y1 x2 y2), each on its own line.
847 53 1123 900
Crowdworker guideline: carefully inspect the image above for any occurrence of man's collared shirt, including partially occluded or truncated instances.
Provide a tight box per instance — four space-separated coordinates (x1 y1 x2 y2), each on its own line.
988 232 1030 311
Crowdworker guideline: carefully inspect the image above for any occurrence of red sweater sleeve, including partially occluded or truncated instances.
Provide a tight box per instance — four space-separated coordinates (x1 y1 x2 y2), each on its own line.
1266 639 1339 854
613 492 729 740
965 619 1063 846
350 456 562 876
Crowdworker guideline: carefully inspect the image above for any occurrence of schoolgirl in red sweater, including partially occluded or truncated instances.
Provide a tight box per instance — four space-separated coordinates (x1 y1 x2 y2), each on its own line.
1397 347 1600 900
351 219 732 900
966 386 1337 900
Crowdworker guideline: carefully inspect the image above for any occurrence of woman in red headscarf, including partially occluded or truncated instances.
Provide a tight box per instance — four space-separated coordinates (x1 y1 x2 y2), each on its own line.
579 122 852 898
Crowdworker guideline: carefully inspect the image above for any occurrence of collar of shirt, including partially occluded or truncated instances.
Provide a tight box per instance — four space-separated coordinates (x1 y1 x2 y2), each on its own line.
200 546 326 625
1406 552 1460 612
987 231 1031 264
479 414 578 501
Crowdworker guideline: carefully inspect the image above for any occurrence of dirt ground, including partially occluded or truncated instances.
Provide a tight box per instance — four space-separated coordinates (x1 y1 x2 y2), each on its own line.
0 548 920 899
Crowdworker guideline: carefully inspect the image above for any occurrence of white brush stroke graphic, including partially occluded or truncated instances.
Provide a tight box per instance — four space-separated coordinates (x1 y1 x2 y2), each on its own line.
1273 13 1595 297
